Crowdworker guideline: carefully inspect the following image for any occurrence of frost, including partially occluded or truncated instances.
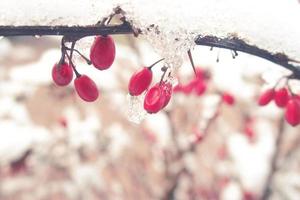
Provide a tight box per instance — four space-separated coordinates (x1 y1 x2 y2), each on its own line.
0 0 299 66
126 94 147 124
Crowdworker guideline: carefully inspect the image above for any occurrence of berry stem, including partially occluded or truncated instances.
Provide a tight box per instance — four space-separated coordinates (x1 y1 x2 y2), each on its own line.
187 49 196 75
106 13 116 26
231 50 236 59
64 47 92 65
58 38 66 66
159 66 169 84
64 41 81 78
286 79 295 96
148 58 165 70
65 51 81 78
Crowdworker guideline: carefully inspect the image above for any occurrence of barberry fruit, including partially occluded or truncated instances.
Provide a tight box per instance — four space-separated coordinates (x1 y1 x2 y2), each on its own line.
182 79 197 95
258 88 275 106
274 87 289 108
128 67 152 96
173 84 183 93
144 84 166 114
285 98 300 126
90 35 115 70
74 75 99 102
222 92 235 105
194 79 207 96
52 63 73 86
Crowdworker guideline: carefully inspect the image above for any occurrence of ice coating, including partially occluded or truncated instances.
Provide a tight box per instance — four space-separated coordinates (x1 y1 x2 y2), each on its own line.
126 94 147 124
0 0 299 65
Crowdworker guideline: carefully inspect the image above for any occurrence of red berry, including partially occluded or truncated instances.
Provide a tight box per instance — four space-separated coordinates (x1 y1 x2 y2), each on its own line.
182 79 197 95
192 128 204 144
52 63 73 86
144 84 166 114
161 82 172 108
194 79 207 96
173 84 182 93
222 92 235 105
244 118 256 142
274 88 289 108
217 145 227 160
294 95 300 101
128 67 152 96
285 98 300 126
90 35 115 70
58 117 68 128
195 68 205 79
74 75 99 102
258 88 275 106
243 191 256 200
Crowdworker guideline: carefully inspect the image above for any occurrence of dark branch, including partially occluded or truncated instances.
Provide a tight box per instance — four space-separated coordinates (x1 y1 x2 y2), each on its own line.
0 23 133 37
195 36 300 78
261 116 285 200
1 24 300 78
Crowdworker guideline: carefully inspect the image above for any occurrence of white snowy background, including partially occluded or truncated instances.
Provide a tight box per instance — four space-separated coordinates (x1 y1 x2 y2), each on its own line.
0 0 299 200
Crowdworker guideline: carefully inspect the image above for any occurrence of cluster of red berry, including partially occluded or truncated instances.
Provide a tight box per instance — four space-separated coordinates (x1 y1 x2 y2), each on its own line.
173 67 235 106
258 86 300 126
52 35 116 102
51 31 299 128
173 68 208 96
128 59 173 114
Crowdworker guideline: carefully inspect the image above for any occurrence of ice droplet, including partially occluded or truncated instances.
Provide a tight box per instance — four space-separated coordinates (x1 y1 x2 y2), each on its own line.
34 35 41 38
0 36 3 40
126 94 147 124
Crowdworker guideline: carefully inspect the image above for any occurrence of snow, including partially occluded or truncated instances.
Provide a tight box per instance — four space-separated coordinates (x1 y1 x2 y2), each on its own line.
221 182 243 200
0 0 299 69
107 124 131 158
227 120 275 193
126 94 147 123
0 4 299 197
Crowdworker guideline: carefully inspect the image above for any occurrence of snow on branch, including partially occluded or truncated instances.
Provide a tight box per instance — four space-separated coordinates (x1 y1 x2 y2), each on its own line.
0 0 300 75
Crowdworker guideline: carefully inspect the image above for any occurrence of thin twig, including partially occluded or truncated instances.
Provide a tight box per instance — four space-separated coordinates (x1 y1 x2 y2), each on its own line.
187 49 196 75
182 100 222 155
165 110 183 155
195 36 300 78
261 116 285 200
162 168 186 200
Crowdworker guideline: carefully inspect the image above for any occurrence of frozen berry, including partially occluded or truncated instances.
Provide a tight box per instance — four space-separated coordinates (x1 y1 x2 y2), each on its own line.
52 63 73 86
90 35 115 70
74 75 99 102
144 84 166 114
128 67 152 96
161 82 172 108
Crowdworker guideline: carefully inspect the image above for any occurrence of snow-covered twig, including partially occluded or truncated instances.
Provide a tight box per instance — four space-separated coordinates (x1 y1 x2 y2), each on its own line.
1 23 300 79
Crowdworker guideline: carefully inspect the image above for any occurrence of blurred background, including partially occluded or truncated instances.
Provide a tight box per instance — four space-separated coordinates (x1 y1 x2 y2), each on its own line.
0 35 299 200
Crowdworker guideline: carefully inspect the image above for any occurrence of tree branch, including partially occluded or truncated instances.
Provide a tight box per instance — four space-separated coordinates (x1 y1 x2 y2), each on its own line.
0 23 133 37
1 23 300 78
195 36 300 78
